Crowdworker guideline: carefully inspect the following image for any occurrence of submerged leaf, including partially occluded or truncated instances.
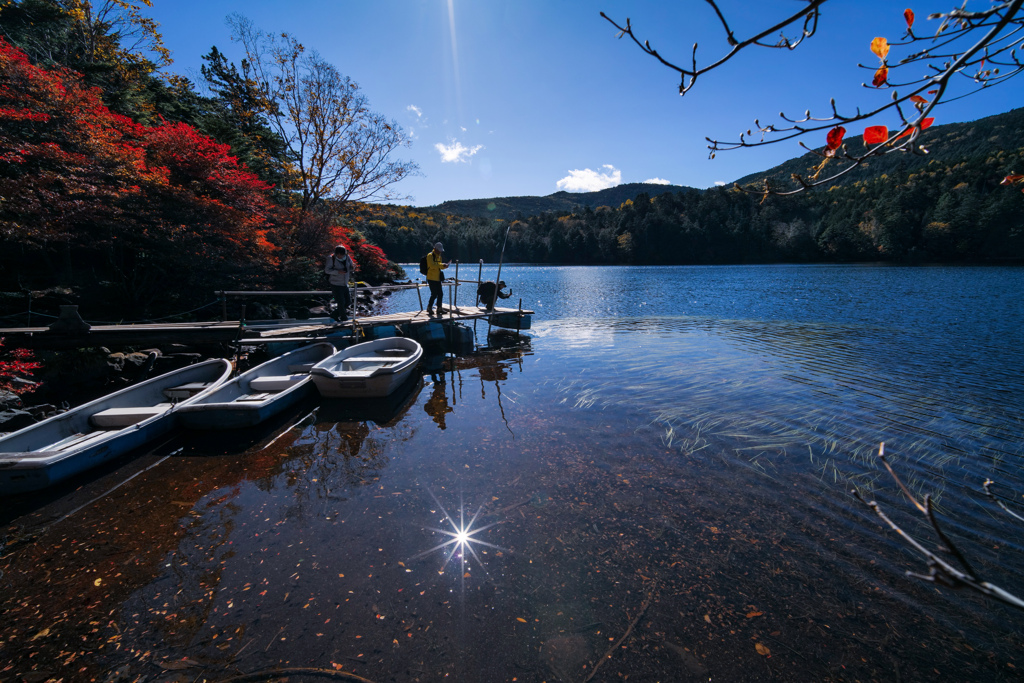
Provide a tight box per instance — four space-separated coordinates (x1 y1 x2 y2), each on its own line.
755 642 771 656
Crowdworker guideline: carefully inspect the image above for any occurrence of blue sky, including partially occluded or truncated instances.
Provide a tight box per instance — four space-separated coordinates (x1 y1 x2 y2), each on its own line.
148 1 1023 207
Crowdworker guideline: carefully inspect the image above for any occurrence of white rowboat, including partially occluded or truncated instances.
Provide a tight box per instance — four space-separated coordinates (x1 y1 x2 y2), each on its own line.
310 337 423 398
177 342 335 429
0 359 231 494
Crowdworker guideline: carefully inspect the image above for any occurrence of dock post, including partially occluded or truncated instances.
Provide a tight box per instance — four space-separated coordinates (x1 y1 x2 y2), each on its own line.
476 260 483 307
351 280 358 329
26 290 32 328
517 298 522 334
415 280 424 312
447 282 454 322
454 261 460 309
218 291 227 321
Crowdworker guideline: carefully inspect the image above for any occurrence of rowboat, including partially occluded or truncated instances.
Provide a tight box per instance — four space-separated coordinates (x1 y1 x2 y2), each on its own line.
177 342 335 430
310 337 423 398
0 359 232 495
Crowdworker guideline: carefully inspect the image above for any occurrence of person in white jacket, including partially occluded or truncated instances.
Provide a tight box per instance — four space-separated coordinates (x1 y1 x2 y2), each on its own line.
325 245 355 321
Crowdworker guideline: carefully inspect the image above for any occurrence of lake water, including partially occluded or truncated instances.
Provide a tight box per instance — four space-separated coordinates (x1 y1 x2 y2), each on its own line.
2 264 1023 682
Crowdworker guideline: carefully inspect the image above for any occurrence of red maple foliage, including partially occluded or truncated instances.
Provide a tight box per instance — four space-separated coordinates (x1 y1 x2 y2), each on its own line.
0 38 282 313
0 338 41 396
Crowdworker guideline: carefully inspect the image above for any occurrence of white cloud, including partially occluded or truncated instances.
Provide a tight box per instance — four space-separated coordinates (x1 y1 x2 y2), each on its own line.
407 105 422 117
643 177 671 185
714 181 726 186
556 164 622 192
435 139 484 163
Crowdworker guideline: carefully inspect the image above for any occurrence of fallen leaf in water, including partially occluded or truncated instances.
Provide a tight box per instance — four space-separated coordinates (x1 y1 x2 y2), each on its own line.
755 643 771 656
30 628 50 641
704 614 711 624
93 578 102 587
746 611 763 619
517 617 528 623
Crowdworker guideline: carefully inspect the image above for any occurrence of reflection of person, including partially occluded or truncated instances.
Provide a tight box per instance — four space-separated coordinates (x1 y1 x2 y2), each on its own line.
424 242 449 317
325 245 354 322
477 280 512 311
423 378 453 430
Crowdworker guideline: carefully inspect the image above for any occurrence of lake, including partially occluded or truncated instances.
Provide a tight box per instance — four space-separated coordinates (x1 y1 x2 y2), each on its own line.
2 263 1023 682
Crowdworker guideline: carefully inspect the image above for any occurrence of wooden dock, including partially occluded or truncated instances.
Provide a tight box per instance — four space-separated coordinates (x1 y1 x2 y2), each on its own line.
0 305 532 349
242 304 533 344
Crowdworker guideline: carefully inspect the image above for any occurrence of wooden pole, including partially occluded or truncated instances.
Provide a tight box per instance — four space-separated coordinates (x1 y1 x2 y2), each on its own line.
453 261 460 309
350 280 358 329
415 281 424 312
476 260 483 307
487 225 512 336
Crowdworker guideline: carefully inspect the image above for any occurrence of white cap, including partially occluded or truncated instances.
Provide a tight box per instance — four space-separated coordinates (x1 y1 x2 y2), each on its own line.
434 242 444 251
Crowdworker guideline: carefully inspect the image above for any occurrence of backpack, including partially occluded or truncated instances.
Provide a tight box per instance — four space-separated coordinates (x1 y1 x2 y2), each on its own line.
419 254 429 276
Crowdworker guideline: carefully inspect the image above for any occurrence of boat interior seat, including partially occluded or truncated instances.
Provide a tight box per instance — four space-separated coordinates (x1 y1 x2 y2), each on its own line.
343 356 403 364
249 374 308 392
287 362 316 373
163 382 213 400
38 430 115 452
330 368 383 378
90 403 173 428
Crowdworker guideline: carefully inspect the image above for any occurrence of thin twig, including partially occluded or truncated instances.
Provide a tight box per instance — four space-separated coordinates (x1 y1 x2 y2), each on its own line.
584 584 656 682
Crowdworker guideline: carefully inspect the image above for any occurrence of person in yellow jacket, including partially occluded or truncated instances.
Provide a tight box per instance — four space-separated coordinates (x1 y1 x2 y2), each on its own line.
425 242 449 316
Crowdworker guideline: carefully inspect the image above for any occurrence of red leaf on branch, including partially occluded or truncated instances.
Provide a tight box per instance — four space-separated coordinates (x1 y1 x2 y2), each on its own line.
826 126 846 150
872 66 888 87
895 117 935 139
904 8 915 29
909 95 929 104
863 126 889 145
870 37 890 60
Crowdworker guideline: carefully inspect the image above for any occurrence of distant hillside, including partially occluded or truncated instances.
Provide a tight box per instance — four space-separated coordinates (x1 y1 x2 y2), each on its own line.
428 182 696 220
732 107 1024 190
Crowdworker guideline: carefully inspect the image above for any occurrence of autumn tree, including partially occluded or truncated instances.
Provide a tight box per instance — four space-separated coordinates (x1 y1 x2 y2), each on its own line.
226 14 420 212
0 0 171 119
602 1 1024 195
0 37 279 316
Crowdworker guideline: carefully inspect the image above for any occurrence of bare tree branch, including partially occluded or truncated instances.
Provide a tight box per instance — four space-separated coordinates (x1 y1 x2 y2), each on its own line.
852 442 1024 611
602 1 1024 196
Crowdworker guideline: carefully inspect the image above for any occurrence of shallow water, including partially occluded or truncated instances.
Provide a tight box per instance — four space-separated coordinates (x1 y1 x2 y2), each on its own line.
2 264 1024 682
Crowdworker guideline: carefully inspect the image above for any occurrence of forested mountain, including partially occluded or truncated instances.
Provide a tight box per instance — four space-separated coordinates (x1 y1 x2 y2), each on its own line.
430 183 693 221
2 0 1023 328
733 108 1024 192
353 107 1024 265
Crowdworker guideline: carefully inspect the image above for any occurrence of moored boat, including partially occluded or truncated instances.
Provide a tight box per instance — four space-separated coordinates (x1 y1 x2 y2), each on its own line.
177 342 335 430
310 337 423 398
0 359 232 494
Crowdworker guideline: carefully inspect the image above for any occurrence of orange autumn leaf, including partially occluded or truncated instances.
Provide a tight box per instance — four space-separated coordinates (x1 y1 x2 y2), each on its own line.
870 37 890 60
909 95 929 104
904 8 915 29
826 126 846 150
872 66 888 87
1001 175 1024 185
755 643 771 656
863 126 889 144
